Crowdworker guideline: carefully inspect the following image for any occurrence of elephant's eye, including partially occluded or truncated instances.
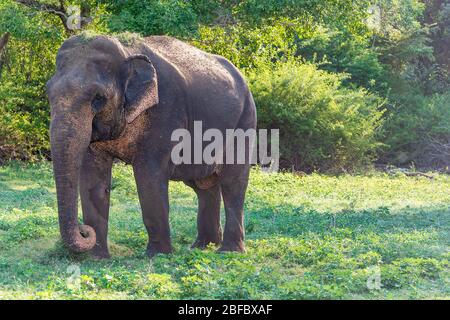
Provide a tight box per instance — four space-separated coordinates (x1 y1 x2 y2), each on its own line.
92 94 107 112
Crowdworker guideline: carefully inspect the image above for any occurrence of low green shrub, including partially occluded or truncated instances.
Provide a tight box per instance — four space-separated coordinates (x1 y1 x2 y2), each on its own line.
247 59 386 172
383 91 450 167
0 81 50 161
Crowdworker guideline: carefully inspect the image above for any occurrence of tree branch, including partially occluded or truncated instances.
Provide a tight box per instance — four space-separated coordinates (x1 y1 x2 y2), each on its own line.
15 0 72 35
0 32 10 55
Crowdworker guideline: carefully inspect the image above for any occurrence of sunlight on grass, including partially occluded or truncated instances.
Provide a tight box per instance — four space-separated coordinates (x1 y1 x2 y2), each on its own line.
0 162 449 299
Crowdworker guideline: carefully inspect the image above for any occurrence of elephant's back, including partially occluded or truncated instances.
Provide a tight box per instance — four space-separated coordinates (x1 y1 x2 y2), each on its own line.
144 36 224 72
143 36 244 93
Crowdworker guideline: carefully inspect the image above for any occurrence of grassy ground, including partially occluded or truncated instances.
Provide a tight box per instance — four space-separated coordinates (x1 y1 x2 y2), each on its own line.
0 162 449 300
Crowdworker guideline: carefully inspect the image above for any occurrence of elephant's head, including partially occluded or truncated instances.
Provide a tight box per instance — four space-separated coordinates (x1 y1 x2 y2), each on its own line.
47 35 158 252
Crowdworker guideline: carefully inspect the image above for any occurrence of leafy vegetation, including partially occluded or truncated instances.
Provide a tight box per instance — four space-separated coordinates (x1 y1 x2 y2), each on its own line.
0 0 449 170
0 162 448 299
247 59 385 171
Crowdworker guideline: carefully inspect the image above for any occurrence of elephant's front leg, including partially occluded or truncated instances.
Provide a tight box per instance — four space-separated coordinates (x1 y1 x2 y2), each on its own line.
79 147 113 259
133 160 172 257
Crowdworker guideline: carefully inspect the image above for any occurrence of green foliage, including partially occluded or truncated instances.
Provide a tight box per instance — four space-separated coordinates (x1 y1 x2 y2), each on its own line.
0 0 64 161
231 0 372 32
192 22 294 69
103 0 200 37
374 0 425 37
0 163 449 299
383 91 450 166
0 81 50 161
296 26 387 91
247 59 385 171
370 0 450 166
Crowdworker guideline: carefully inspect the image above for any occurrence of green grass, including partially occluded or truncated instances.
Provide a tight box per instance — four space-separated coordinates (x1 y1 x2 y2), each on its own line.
0 162 449 300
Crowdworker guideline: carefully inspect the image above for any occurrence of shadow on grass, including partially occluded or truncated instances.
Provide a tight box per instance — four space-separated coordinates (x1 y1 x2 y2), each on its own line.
1 172 448 254
245 203 450 239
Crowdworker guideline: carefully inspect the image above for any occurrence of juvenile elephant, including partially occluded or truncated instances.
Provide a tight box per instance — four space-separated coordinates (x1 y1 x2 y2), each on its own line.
47 34 257 258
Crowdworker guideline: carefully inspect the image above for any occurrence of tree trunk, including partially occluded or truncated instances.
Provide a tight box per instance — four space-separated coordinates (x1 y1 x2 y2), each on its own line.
0 32 10 77
0 32 9 54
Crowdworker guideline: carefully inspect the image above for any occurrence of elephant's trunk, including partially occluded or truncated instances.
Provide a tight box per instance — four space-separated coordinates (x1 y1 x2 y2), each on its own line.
50 112 96 253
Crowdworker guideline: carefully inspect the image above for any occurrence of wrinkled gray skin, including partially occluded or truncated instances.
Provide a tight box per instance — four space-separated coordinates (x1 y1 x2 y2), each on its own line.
47 35 256 258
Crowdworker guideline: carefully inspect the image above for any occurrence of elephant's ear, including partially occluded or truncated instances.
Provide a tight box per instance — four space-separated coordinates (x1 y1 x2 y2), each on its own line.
122 54 158 123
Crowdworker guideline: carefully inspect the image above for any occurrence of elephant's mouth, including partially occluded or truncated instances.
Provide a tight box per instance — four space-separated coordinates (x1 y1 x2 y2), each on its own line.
91 120 126 142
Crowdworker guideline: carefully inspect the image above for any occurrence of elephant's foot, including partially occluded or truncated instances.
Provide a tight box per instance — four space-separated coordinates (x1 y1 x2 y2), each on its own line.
191 233 222 250
218 240 245 253
146 242 173 258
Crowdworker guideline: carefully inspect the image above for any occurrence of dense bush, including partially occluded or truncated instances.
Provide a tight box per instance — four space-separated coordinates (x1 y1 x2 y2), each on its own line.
383 91 450 167
247 59 385 171
0 81 50 161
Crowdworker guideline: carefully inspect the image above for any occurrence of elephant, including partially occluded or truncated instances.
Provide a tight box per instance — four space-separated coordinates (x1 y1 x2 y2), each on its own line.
46 34 257 259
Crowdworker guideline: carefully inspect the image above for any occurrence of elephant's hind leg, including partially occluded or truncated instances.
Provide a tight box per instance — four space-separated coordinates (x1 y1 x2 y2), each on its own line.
187 182 223 249
218 165 250 253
